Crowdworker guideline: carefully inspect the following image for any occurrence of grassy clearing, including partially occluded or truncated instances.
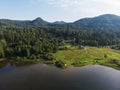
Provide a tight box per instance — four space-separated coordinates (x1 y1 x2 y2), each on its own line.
0 45 120 69
53 46 120 69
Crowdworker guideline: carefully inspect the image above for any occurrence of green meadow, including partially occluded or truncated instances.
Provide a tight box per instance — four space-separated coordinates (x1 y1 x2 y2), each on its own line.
51 45 120 69
1 45 120 70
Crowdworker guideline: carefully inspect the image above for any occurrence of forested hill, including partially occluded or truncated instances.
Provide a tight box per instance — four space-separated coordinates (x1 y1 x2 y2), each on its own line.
0 17 49 27
72 14 120 30
1 14 120 31
0 14 120 59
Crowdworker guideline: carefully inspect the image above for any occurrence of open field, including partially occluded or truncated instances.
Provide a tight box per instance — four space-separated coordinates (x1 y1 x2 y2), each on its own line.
0 45 120 69
52 46 120 69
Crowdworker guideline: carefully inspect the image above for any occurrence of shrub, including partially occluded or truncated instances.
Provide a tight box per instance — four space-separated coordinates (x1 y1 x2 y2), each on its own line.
44 53 54 60
110 59 120 66
16 56 21 60
55 60 66 68
30 54 36 60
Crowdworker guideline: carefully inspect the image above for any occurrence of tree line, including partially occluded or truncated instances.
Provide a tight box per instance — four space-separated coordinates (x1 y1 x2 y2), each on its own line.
0 26 120 60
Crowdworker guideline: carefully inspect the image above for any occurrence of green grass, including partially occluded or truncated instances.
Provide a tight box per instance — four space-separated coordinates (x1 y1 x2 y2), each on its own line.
59 44 79 50
1 45 120 70
53 46 120 69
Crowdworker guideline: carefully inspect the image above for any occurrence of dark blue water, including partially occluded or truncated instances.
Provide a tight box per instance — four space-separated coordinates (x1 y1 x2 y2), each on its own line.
0 62 120 90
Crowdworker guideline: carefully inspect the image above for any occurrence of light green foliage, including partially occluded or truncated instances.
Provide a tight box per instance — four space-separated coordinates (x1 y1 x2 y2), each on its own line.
53 47 120 69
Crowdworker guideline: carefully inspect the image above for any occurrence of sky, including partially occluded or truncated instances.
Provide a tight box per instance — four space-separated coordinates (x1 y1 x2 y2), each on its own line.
0 0 120 22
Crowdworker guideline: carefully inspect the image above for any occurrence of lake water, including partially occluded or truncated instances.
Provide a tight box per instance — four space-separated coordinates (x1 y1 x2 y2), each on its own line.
0 62 120 90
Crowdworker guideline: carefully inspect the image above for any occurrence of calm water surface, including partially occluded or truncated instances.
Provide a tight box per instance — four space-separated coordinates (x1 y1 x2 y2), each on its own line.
0 62 120 90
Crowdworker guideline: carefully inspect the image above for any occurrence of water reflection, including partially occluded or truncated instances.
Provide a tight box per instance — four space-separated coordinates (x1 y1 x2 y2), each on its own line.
0 62 120 90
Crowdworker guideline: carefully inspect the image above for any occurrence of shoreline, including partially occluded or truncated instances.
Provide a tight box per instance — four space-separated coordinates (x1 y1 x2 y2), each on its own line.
0 47 120 70
0 59 120 70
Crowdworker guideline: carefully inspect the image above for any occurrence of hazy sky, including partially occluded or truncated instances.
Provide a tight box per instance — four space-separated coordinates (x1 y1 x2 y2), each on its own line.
0 0 120 22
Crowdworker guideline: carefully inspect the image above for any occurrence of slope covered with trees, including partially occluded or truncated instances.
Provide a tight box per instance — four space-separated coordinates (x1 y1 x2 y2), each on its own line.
72 14 120 30
0 26 58 60
0 14 120 63
0 26 120 60
1 14 120 31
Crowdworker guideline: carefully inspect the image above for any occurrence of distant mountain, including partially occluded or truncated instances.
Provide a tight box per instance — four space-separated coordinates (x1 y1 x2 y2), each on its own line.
53 21 66 24
0 19 31 27
72 14 120 30
0 17 49 27
1 14 120 30
31 17 49 26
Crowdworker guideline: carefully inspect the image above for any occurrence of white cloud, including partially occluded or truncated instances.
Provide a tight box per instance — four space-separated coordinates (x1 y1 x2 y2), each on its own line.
46 0 120 8
48 0 81 8
29 0 120 12
28 0 120 22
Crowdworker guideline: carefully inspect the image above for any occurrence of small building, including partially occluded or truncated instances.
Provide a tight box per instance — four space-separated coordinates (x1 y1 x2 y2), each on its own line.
59 38 76 46
78 45 85 49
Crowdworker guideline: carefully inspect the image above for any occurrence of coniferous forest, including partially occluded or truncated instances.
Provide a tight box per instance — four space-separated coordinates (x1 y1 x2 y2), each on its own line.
0 14 120 61
0 26 120 60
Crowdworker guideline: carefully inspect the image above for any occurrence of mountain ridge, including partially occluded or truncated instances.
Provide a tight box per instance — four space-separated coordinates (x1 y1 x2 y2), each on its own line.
1 14 120 30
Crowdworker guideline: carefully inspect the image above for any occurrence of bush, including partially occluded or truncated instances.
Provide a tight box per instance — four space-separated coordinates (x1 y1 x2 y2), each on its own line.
36 54 42 59
23 57 27 60
104 54 107 59
55 60 66 68
30 54 36 60
16 56 21 60
43 53 54 60
110 59 120 66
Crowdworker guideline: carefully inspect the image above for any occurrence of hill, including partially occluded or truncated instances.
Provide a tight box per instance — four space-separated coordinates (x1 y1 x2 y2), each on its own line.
1 14 120 31
0 17 49 27
72 14 120 30
0 14 120 69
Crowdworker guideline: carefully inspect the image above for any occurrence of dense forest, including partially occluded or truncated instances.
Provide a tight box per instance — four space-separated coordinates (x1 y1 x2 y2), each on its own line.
0 14 120 60
0 26 120 60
